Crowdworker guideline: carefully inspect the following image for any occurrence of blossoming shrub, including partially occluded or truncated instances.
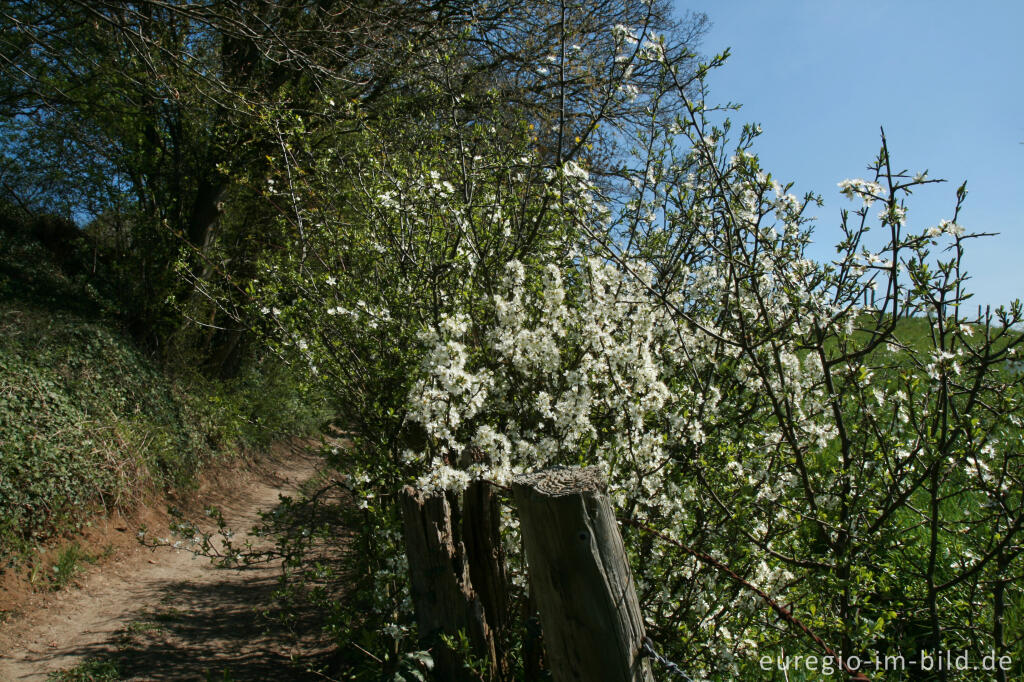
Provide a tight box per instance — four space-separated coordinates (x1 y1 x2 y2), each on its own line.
396 93 1024 676
234 21 1023 680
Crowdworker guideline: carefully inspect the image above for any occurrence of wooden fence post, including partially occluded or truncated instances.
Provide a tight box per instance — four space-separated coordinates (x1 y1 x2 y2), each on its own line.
463 480 510 675
512 467 654 682
400 486 497 681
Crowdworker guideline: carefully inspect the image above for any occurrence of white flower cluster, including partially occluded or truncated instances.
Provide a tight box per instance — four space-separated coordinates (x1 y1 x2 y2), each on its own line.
838 178 887 206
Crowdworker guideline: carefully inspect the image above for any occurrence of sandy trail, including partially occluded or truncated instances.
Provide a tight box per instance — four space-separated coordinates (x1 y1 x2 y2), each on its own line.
0 440 336 681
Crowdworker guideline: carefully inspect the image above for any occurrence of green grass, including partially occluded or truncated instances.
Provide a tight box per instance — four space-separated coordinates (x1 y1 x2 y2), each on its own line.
121 618 166 637
48 543 98 591
46 658 121 681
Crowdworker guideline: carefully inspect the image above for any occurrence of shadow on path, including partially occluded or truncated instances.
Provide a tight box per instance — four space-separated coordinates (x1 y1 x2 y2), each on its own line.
47 558 335 681
6 443 344 681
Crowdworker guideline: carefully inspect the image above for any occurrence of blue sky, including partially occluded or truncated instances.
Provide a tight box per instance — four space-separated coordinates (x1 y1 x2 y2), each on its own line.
679 0 1023 312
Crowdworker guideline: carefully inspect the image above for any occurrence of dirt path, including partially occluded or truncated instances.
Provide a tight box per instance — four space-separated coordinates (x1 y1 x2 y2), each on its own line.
0 440 337 681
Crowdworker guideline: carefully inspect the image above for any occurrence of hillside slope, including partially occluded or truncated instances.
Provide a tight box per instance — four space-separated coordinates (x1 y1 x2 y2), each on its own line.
0 212 327 570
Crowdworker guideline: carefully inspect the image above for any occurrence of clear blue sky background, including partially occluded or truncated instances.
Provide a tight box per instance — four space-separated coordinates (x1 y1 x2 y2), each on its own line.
679 0 1022 312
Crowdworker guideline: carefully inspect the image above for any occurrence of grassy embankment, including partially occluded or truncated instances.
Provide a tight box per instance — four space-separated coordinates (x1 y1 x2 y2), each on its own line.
0 213 327 583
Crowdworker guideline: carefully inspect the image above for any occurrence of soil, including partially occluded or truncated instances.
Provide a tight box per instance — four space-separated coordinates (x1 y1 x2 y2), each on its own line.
0 439 340 681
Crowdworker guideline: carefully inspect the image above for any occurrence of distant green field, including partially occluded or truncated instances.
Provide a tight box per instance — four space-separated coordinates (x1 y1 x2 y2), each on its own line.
827 312 1021 365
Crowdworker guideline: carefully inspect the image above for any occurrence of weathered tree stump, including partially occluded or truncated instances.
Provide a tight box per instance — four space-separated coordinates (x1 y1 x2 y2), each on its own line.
512 467 654 682
400 486 497 681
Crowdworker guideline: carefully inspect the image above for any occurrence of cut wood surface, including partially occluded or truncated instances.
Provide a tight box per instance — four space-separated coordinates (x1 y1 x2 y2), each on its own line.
512 466 654 682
